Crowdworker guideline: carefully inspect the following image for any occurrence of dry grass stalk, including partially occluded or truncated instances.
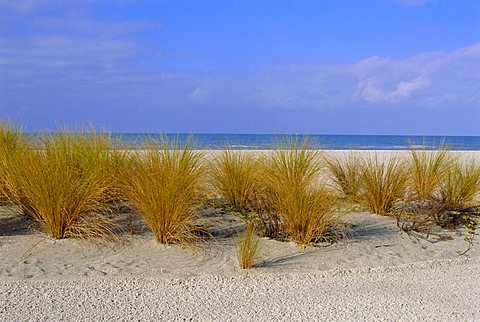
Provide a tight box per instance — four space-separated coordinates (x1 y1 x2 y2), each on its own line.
121 137 204 244
4 132 117 239
236 222 259 269
325 152 362 203
0 122 26 205
264 138 337 248
437 159 480 210
245 183 284 238
210 150 261 211
409 145 452 200
358 155 408 215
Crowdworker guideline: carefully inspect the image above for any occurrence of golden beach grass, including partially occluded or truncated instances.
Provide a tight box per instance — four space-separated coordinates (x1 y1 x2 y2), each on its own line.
0 122 26 205
4 132 117 239
325 152 362 203
1 122 480 247
120 137 205 244
358 155 409 215
236 222 259 269
409 145 452 200
263 138 336 248
210 149 261 212
437 159 480 210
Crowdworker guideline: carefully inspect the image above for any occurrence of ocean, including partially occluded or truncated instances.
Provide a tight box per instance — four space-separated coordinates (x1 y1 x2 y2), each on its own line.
106 133 480 150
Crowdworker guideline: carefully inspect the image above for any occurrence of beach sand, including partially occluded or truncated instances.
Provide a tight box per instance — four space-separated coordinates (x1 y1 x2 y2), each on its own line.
1 150 479 321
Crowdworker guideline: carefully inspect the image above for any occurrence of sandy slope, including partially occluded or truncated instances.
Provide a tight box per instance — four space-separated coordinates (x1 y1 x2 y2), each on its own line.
1 209 479 321
1 210 478 281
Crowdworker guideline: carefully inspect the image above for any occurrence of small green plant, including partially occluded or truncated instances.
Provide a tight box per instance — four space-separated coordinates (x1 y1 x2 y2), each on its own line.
210 150 261 212
358 155 408 215
120 137 205 244
458 214 478 255
325 152 362 203
236 222 259 269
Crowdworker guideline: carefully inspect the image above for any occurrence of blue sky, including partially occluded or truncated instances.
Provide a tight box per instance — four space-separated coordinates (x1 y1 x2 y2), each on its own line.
0 0 479 135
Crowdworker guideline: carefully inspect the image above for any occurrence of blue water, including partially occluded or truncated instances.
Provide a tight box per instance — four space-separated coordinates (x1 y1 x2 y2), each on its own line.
108 133 480 150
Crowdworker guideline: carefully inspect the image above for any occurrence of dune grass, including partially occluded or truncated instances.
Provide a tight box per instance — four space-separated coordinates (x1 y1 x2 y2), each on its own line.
236 222 259 269
263 138 336 248
437 159 480 210
0 123 26 205
325 152 362 203
358 155 409 215
120 137 205 244
409 145 452 200
210 150 261 212
4 132 117 239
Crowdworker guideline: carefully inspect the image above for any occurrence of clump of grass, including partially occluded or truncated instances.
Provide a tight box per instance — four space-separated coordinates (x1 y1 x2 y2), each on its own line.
437 160 480 210
0 122 26 205
120 137 205 244
103 140 129 206
245 183 284 239
236 222 259 269
409 145 452 200
210 150 261 212
263 138 337 248
358 155 409 215
325 152 362 203
4 132 117 239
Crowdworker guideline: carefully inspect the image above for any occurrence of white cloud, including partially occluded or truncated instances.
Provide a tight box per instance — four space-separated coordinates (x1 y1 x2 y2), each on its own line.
351 43 480 106
0 0 479 113
191 43 480 109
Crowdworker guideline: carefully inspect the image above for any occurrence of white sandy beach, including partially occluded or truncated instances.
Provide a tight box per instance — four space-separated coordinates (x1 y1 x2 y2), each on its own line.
1 150 479 321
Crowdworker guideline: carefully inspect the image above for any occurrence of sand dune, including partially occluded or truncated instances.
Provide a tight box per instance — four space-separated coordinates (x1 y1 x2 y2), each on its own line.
1 150 479 320
1 209 478 281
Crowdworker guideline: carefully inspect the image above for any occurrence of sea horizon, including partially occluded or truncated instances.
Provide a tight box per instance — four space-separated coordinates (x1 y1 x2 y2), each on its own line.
24 132 480 150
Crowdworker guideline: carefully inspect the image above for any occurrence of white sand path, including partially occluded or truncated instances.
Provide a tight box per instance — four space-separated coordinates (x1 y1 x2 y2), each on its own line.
1 257 479 321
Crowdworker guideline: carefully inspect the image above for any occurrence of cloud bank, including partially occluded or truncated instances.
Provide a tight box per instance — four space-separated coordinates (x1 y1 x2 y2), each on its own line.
189 43 480 110
0 0 479 133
